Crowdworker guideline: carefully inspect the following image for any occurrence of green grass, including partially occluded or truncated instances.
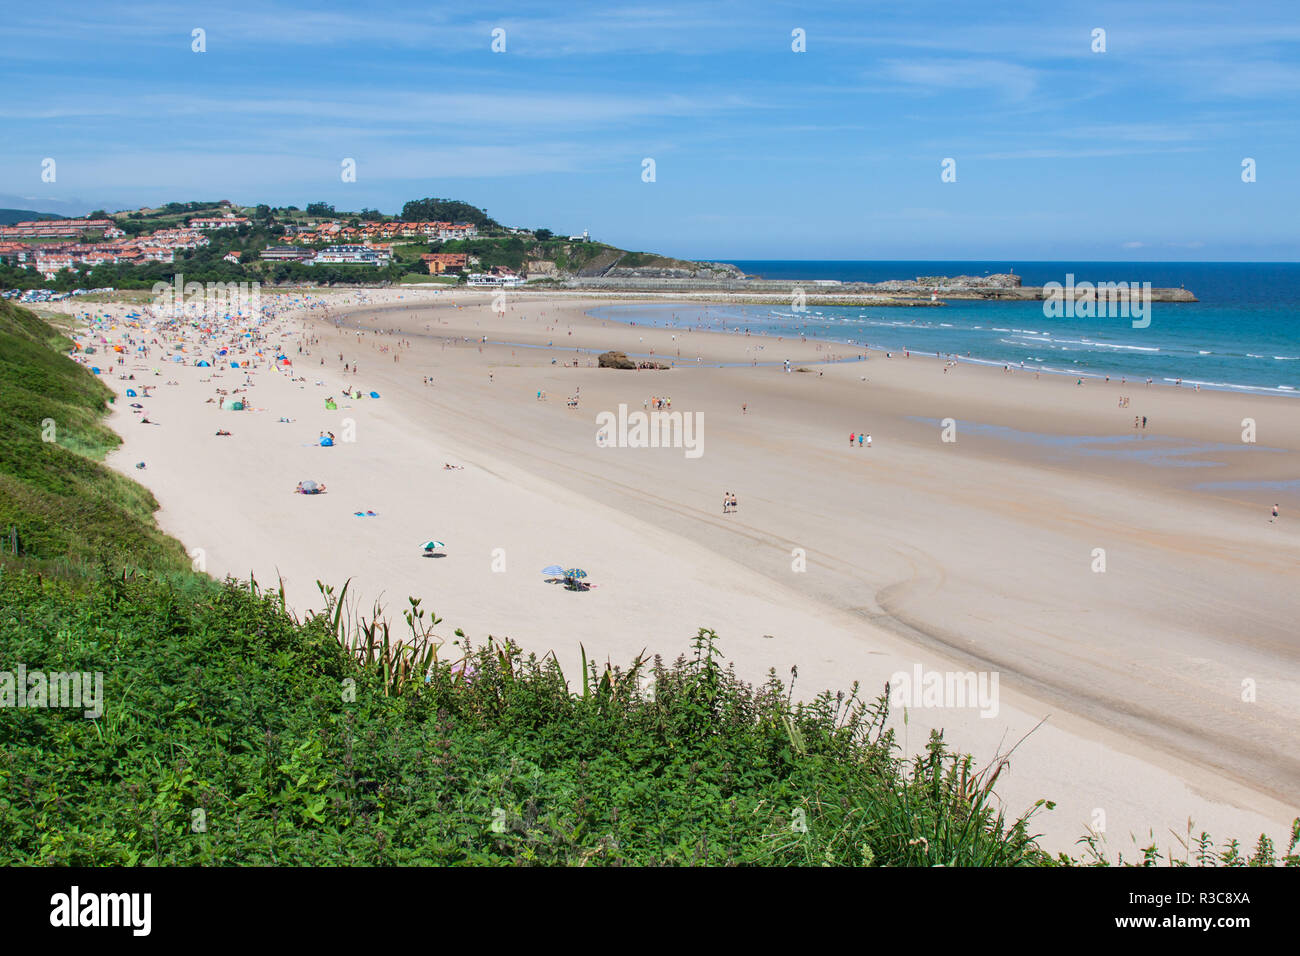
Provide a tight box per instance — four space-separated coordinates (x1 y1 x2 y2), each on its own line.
0 572 1053 865
399 273 460 285
0 300 189 577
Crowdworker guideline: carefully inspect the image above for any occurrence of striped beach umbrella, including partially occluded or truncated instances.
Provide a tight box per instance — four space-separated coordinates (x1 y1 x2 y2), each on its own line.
541 565 564 576
420 540 446 552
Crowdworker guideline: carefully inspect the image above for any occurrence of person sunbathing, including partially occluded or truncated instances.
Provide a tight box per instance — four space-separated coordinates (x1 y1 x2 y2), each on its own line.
215 429 232 436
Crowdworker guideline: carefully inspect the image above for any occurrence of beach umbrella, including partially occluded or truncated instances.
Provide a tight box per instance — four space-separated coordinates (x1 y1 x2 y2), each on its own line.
564 568 587 580
300 480 318 493
420 540 446 552
541 565 564 576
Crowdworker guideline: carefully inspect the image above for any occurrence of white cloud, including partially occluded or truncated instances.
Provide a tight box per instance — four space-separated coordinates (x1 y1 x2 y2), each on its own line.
875 58 1040 101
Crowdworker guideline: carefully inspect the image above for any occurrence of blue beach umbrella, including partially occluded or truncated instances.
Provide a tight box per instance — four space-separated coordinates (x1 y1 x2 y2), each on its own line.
564 569 587 580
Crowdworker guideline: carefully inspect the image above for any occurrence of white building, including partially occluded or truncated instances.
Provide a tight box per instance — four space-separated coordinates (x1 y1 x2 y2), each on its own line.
190 215 250 230
466 272 521 287
437 222 478 241
312 244 391 266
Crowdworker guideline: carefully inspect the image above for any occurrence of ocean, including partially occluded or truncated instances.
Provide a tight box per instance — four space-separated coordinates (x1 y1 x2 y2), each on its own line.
589 261 1300 396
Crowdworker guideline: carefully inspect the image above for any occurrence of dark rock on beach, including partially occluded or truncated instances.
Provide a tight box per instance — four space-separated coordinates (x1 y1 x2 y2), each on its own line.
598 350 636 369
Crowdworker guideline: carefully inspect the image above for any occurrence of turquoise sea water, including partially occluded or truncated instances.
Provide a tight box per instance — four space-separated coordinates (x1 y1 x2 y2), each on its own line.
589 261 1300 395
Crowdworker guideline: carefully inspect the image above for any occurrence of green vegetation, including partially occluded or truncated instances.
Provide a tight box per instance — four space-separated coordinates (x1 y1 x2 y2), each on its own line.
0 300 188 578
400 197 498 229
0 208 68 226
399 273 459 285
2 302 1296 866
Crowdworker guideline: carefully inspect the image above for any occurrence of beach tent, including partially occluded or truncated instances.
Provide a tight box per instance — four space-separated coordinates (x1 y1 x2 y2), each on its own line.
125 388 137 397
90 367 101 375
369 391 380 399
197 360 210 367
324 399 338 410
319 435 334 447
222 399 244 411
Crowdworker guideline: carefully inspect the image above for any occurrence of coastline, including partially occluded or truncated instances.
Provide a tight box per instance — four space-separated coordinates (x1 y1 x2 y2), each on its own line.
55 287 1300 858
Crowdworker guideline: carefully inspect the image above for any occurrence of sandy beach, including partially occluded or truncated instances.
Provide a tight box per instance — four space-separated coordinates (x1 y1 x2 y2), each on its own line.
56 287 1300 858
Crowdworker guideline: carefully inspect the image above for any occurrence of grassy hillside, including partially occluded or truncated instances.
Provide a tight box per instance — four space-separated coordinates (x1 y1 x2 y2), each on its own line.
0 208 68 226
0 302 1294 866
0 300 189 577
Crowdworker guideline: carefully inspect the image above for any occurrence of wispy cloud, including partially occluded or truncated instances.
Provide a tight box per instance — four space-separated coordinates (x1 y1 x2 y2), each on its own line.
874 58 1041 101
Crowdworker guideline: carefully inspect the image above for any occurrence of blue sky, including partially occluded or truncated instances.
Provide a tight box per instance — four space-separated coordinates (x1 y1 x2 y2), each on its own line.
2 0 1298 260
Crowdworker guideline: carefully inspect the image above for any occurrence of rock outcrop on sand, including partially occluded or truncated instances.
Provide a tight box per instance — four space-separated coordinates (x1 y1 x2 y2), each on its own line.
597 350 667 370
598 350 636 369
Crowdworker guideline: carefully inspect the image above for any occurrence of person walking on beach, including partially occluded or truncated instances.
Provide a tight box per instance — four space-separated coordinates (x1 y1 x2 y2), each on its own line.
1271 503 1280 522
850 432 856 447
722 491 730 514
858 433 864 447
866 434 872 448
1141 416 1147 430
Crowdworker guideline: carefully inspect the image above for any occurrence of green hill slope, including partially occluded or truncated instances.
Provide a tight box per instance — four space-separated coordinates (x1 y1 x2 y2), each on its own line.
0 300 188 576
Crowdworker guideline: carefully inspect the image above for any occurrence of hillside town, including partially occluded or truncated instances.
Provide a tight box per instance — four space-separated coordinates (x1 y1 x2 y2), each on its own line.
0 206 488 280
